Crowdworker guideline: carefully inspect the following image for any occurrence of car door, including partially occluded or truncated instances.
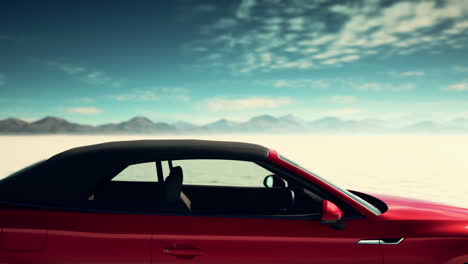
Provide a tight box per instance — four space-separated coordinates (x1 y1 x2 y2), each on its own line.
153 215 381 264
152 159 382 264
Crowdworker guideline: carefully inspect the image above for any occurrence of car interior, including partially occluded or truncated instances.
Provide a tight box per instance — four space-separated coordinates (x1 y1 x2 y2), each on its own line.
90 159 324 217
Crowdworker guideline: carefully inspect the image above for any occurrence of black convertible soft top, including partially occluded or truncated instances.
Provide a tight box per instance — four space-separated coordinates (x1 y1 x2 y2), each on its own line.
55 139 268 161
0 140 269 204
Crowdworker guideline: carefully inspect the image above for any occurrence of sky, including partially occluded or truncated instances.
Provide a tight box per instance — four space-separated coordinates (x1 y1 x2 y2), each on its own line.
1 0 468 125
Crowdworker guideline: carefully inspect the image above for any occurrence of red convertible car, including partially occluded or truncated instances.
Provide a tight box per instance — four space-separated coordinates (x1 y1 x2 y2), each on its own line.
0 140 467 264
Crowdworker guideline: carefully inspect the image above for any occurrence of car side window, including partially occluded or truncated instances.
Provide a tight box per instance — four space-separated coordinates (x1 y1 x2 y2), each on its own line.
170 159 270 187
163 159 323 217
112 162 158 182
84 162 160 212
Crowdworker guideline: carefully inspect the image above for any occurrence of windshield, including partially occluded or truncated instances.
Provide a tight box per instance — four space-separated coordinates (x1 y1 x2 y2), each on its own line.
279 155 382 215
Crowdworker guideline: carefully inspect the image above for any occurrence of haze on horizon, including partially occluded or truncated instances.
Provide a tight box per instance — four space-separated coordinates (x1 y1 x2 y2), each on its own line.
1 0 468 126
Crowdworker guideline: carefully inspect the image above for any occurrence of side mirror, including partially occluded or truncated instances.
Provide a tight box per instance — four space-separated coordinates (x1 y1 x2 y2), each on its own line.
321 200 345 230
263 174 287 188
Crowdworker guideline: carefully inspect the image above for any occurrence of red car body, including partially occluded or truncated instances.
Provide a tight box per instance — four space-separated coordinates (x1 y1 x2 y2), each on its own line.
0 140 467 264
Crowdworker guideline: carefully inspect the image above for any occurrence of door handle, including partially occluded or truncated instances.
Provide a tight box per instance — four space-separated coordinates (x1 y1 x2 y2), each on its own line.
357 238 404 245
163 247 205 259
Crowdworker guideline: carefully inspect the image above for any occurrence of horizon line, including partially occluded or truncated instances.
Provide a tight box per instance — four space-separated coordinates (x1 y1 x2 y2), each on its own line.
2 114 468 127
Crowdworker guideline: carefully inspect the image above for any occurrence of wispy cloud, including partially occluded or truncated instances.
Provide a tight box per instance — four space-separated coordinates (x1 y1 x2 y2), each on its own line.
160 87 191 102
236 0 256 19
453 66 468 72
81 71 120 87
358 82 414 92
358 83 382 91
48 61 86 75
112 90 160 102
273 79 329 89
0 73 6 86
331 96 356 104
415 101 468 110
289 17 305 31
325 108 363 117
400 71 425 77
197 4 216 12
72 97 95 104
387 70 426 77
65 107 103 115
444 83 468 91
111 87 190 102
48 61 120 87
212 18 238 30
205 97 291 111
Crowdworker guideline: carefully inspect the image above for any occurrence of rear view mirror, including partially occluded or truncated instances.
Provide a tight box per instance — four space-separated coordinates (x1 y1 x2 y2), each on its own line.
321 200 345 230
263 174 287 188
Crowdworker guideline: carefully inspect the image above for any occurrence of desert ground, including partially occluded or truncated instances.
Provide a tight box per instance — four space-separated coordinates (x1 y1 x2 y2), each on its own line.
1 135 467 209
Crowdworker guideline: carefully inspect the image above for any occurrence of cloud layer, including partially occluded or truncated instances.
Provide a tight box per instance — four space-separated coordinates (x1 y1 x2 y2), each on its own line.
192 0 468 73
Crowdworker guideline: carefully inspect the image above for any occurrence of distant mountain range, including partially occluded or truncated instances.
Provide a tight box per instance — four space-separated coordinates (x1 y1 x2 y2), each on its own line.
1 115 467 134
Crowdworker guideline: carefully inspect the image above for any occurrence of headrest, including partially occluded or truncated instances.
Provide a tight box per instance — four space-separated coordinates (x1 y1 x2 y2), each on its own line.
164 166 183 206
168 166 183 181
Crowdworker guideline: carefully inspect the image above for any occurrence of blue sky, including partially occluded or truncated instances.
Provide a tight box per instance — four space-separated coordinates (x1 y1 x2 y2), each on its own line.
1 0 468 125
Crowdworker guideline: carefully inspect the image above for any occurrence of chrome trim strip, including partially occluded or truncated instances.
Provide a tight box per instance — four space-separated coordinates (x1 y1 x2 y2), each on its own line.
357 239 380 244
380 238 405 245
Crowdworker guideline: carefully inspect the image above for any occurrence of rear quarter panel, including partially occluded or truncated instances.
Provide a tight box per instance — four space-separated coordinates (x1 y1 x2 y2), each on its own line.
0 205 153 264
